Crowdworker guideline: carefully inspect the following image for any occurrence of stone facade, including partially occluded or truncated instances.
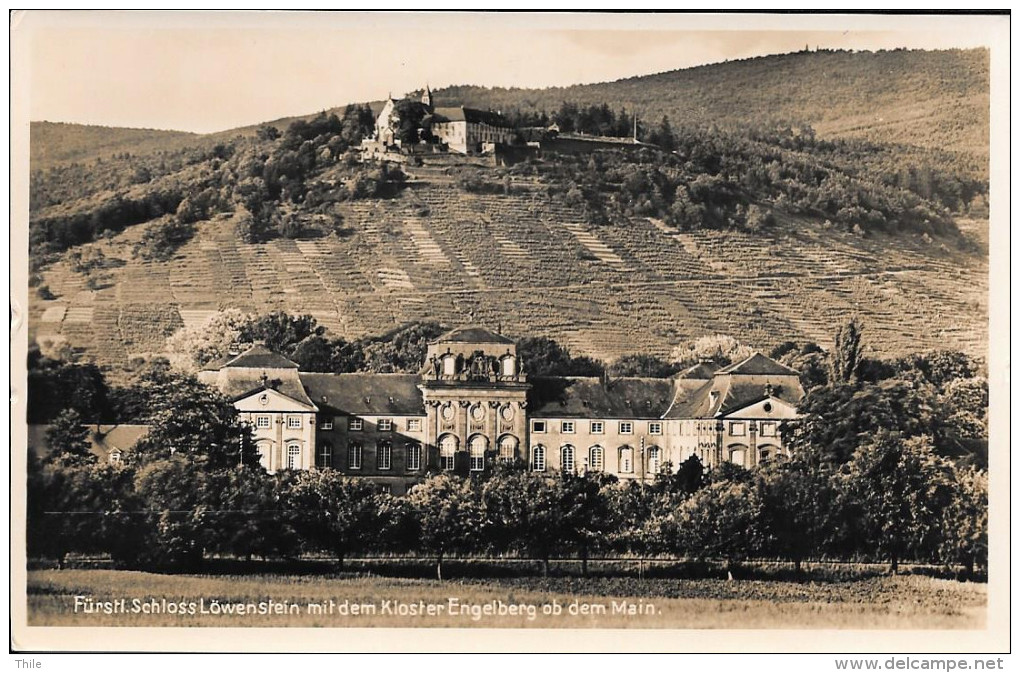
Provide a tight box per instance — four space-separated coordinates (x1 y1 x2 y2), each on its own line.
201 327 805 494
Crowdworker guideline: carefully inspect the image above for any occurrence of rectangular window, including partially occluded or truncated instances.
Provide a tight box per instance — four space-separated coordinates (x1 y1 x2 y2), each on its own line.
317 444 332 468
440 439 456 472
561 421 575 434
287 416 303 429
619 421 633 435
648 422 663 435
590 421 604 434
377 443 392 471
319 418 333 430
730 422 746 436
378 418 393 432
407 418 422 432
349 418 363 431
407 443 422 471
760 421 777 437
532 420 547 433
256 416 271 429
470 450 485 472
348 443 362 470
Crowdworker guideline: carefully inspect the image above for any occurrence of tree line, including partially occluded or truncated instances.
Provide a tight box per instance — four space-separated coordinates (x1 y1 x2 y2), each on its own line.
29 106 391 262
27 438 987 579
521 124 967 237
28 319 987 578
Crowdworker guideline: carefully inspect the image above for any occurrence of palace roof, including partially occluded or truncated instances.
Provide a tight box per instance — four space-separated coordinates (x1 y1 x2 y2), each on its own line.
528 376 676 419
662 377 803 419
302 373 426 416
433 325 515 345
219 368 317 408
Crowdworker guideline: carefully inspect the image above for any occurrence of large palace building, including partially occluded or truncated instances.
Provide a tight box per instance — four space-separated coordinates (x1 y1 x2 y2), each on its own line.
198 326 805 494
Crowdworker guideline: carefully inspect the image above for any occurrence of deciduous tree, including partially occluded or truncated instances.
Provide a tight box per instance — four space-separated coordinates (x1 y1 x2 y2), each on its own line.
284 470 383 569
407 474 482 580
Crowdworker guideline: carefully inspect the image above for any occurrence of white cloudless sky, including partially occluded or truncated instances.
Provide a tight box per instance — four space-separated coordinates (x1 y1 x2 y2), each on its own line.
14 11 1003 134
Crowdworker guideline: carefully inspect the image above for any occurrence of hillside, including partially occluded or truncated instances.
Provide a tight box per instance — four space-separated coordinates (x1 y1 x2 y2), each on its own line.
28 162 988 374
435 48 989 175
29 122 208 171
24 48 990 373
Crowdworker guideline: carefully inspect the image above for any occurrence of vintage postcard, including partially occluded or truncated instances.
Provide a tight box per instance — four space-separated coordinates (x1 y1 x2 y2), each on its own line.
9 10 1010 656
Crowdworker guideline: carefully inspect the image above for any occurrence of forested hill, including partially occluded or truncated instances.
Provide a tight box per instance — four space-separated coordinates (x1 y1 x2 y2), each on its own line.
30 122 204 172
434 48 989 172
25 47 989 372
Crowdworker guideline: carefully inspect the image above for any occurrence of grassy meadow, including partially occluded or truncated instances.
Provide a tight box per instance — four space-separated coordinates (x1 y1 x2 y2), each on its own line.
27 566 986 629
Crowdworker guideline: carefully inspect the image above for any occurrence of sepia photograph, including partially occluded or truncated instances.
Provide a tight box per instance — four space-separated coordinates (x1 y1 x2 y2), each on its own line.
9 10 1010 657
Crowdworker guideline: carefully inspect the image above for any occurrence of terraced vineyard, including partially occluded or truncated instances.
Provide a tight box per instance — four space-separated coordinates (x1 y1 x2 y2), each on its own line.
28 176 989 372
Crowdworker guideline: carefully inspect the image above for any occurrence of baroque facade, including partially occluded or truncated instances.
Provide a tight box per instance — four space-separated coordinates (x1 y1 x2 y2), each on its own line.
199 326 805 494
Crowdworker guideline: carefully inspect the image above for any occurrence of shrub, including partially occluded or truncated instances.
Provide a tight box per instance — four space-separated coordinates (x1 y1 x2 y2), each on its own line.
134 217 196 262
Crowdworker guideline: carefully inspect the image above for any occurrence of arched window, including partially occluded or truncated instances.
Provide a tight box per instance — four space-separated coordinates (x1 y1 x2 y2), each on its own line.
406 443 423 472
588 446 604 472
468 435 488 472
647 446 661 474
498 435 518 462
317 442 333 469
439 434 458 471
255 440 273 471
377 441 392 471
619 446 634 473
286 443 301 470
531 445 546 472
759 444 780 465
561 444 575 472
728 444 748 467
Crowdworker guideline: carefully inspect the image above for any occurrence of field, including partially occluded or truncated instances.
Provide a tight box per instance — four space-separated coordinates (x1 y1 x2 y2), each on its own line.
26 566 986 629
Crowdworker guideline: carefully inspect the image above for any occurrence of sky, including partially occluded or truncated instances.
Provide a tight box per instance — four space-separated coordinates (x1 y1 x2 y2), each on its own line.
13 11 1006 134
